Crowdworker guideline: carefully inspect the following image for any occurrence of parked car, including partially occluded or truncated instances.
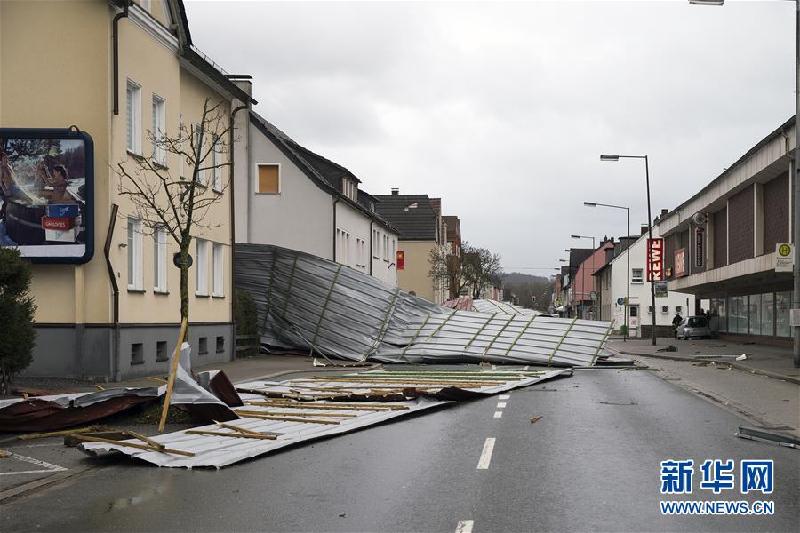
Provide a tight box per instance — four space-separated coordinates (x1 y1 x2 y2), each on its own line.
676 316 711 340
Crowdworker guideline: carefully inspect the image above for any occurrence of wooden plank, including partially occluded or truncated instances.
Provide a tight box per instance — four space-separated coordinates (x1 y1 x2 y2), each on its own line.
125 431 166 451
245 401 404 411
213 420 278 437
233 411 340 425
185 430 276 440
74 434 195 457
18 426 102 441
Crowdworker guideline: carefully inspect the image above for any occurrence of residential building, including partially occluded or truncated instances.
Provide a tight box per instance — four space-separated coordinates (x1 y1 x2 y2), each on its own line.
236 112 399 285
374 189 447 303
593 236 638 322
560 248 592 317
605 226 695 337
442 215 461 256
0 0 252 379
659 116 796 344
572 239 615 320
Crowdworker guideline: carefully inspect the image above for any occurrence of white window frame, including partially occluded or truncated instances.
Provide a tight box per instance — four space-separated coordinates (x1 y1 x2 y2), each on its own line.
195 238 209 296
255 163 281 194
212 243 224 297
126 79 142 155
194 123 207 185
127 217 143 290
631 268 644 284
152 94 166 165
154 226 167 293
383 235 389 261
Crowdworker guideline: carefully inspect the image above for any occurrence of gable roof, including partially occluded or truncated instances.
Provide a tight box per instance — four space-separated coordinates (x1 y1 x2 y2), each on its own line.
373 194 438 241
249 111 396 233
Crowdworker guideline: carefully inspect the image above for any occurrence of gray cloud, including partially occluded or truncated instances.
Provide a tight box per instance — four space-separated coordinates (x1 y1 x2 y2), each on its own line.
186 0 795 271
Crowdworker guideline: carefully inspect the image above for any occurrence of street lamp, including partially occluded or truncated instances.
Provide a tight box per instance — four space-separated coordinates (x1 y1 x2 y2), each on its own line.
601 153 657 346
572 234 597 320
585 201 631 341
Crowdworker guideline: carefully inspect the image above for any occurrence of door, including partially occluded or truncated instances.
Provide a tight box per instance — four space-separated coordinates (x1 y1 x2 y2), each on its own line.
629 305 640 337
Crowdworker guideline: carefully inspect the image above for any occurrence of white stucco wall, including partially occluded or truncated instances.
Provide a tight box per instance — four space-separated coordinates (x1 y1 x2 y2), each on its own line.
240 120 333 259
609 228 695 336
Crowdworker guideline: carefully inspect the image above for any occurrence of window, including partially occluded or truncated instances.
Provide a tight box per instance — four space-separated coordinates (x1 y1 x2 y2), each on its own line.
216 336 225 353
748 294 762 336
372 230 379 258
676 306 682 314
776 291 791 337
661 306 669 314
198 337 208 355
131 343 144 365
154 226 167 292
648 306 654 314
140 0 151 11
212 136 222 191
762 293 775 336
629 306 638 317
257 164 280 194
126 80 141 154
156 341 168 362
383 235 389 260
631 268 644 283
127 218 143 290
391 238 396 262
194 123 206 185
342 177 357 200
196 238 208 295
212 243 224 297
152 94 165 165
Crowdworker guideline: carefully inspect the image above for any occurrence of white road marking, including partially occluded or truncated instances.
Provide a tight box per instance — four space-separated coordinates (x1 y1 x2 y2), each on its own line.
523 365 529 370
455 520 474 533
499 394 510 400
497 401 507 409
0 453 68 476
493 411 502 419
476 437 496 469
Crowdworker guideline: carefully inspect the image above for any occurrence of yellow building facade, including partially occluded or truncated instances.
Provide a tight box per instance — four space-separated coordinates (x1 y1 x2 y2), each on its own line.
0 0 252 379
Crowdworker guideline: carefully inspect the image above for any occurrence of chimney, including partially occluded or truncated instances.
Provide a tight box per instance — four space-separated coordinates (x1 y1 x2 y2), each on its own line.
660 208 669 217
641 224 649 236
391 188 399 195
227 75 253 98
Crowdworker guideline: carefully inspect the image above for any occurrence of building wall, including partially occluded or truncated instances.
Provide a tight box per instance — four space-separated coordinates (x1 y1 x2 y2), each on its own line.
763 172 789 253
712 207 727 268
242 121 333 258
727 185 755 264
397 240 437 302
370 224 398 286
335 201 371 274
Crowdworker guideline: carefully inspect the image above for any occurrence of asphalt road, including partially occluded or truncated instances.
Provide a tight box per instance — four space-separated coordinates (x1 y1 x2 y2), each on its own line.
1 368 798 532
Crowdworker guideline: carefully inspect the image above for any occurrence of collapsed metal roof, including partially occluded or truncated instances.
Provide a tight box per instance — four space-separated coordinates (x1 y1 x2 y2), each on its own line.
235 245 612 366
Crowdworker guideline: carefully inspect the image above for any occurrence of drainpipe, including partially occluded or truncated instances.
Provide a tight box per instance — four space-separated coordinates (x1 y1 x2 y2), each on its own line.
369 220 373 275
229 104 247 360
104 203 120 381
332 197 339 261
112 1 131 116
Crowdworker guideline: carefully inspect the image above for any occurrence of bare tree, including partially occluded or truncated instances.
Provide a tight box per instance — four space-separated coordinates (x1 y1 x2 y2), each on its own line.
429 243 468 299
462 244 503 299
115 98 231 323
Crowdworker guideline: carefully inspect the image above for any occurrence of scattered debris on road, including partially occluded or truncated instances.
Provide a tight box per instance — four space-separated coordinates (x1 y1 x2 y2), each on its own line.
530 416 542 424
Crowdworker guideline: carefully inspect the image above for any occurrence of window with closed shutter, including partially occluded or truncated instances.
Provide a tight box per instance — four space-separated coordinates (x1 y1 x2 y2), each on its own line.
258 164 280 194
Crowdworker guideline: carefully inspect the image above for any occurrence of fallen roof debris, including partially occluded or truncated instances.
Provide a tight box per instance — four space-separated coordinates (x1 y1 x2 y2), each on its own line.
235 244 612 366
78 367 570 468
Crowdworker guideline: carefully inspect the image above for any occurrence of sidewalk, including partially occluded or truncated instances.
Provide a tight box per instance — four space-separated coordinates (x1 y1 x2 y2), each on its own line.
607 338 800 385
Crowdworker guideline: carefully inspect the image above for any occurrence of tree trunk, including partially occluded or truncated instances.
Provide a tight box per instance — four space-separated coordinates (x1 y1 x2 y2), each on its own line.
179 242 190 323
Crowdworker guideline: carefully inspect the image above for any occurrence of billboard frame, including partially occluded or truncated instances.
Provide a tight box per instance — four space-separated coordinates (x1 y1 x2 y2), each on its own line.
0 127 94 264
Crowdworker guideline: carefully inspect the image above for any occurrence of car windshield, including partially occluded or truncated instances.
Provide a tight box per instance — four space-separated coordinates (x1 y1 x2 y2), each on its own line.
687 317 708 328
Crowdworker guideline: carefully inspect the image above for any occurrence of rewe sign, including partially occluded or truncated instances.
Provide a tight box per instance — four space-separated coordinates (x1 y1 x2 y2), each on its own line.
647 238 664 282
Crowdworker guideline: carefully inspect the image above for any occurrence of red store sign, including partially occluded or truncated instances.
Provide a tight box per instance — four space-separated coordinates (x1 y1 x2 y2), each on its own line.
647 238 664 282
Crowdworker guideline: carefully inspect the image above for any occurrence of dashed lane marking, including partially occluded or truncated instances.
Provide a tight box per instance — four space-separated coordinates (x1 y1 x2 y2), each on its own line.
496 401 507 409
476 437 496 470
499 394 510 400
455 520 474 533
493 411 502 419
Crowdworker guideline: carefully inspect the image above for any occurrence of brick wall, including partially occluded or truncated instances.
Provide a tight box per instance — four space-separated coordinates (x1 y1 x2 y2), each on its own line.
728 185 754 264
713 207 727 267
763 172 789 254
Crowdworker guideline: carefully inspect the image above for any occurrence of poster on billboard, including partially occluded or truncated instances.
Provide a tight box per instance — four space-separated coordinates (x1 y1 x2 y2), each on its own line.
0 128 93 263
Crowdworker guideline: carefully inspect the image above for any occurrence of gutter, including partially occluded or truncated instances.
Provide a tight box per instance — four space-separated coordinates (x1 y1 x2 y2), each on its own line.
104 203 120 381
112 0 131 116
332 197 339 261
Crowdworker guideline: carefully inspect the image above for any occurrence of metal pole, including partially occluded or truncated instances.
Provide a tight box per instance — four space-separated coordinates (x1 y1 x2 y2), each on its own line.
625 207 630 342
794 0 800 368
591 236 596 320
645 155 657 346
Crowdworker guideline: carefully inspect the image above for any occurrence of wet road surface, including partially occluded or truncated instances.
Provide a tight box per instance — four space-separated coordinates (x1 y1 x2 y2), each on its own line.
1 369 798 532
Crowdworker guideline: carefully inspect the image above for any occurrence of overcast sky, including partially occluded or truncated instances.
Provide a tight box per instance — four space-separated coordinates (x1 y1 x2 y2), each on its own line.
186 0 795 274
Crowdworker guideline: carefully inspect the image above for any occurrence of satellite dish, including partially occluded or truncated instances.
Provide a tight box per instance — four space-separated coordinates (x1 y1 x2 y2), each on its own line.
691 212 707 226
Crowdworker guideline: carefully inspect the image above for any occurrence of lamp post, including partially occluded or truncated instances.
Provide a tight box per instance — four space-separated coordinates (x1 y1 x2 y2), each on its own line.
585 201 631 341
689 0 800 370
601 154 657 346
571 234 596 320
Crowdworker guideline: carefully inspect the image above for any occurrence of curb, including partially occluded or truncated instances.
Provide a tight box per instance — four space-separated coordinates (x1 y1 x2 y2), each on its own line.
612 349 800 386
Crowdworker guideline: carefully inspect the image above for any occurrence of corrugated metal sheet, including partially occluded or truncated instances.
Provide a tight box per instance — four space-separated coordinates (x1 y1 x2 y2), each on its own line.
79 368 569 468
235 244 612 366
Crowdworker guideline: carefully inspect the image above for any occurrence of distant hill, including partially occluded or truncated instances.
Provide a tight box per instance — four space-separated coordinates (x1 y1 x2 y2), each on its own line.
502 272 553 312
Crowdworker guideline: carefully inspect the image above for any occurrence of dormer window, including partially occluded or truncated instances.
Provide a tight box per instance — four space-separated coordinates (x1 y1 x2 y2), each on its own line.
342 177 357 201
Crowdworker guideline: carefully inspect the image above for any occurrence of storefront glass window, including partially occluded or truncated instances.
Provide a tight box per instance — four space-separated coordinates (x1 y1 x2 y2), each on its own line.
709 298 726 332
748 294 761 336
761 293 774 337
776 291 791 338
729 295 747 334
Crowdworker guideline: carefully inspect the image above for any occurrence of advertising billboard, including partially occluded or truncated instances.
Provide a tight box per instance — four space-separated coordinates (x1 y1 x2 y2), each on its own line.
0 128 93 263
